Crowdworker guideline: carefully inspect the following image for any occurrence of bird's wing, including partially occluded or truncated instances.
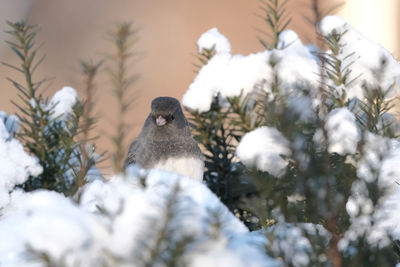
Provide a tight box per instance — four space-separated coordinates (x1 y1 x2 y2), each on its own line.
124 139 140 168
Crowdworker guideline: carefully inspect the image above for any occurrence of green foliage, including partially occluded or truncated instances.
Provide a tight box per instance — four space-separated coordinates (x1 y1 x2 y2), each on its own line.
321 28 359 107
4 21 100 196
258 0 291 49
193 46 216 71
189 43 265 229
356 60 398 138
4 21 76 194
70 60 104 196
139 183 194 267
187 2 293 221
186 2 400 266
189 97 252 216
107 22 139 173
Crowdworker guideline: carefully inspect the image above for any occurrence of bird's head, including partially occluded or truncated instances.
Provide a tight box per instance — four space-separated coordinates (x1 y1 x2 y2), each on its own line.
149 97 188 133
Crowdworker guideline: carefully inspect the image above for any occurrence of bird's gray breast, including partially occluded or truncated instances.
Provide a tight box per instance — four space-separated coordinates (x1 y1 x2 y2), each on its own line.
134 138 203 180
137 137 201 164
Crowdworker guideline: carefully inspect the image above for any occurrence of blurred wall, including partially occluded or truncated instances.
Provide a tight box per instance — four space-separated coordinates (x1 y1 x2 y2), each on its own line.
0 0 398 171
337 0 400 117
339 0 400 58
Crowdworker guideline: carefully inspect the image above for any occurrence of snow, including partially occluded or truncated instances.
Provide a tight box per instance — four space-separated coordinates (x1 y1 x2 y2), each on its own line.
197 27 231 54
0 190 109 266
48 86 78 120
0 111 19 137
287 94 316 123
0 113 42 210
325 107 360 155
380 144 400 188
185 16 400 114
274 30 320 96
183 15 400 263
340 186 400 250
276 30 300 49
29 98 36 109
81 168 252 260
357 132 399 187
318 15 347 36
0 168 277 266
378 112 400 136
183 27 271 112
190 240 246 267
319 15 400 101
340 135 400 250
236 126 291 177
264 222 330 267
185 16 400 113
189 232 277 267
183 29 319 114
375 189 400 242
182 51 271 112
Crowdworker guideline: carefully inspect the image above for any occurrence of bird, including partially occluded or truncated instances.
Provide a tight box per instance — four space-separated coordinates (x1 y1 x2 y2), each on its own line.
124 96 204 181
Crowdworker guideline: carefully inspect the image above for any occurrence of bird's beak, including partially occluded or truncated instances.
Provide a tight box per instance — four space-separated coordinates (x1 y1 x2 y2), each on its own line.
156 115 167 126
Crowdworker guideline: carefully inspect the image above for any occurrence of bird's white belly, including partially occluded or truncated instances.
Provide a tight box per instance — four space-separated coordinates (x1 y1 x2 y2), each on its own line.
153 157 204 181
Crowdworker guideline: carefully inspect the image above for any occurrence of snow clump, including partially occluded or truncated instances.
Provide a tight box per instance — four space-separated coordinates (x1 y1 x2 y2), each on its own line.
197 27 231 54
0 168 278 266
183 28 320 114
318 15 400 100
236 126 291 177
48 86 78 120
0 113 42 210
325 107 360 155
184 16 400 114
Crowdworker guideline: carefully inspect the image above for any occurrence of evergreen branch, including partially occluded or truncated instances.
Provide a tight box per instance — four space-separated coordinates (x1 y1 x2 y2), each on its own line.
1 62 24 73
107 22 139 173
258 0 292 49
69 60 103 197
5 20 87 195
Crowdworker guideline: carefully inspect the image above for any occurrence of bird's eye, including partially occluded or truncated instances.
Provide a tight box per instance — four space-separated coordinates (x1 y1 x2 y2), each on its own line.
170 115 175 121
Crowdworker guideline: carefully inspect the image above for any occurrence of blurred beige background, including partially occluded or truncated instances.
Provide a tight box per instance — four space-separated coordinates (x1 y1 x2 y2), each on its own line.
0 0 399 171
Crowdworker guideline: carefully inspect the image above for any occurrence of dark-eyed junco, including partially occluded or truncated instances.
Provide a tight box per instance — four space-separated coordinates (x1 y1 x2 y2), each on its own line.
124 97 204 181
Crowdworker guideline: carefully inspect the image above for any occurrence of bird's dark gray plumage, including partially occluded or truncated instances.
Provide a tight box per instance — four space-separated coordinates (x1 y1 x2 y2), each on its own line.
124 97 204 180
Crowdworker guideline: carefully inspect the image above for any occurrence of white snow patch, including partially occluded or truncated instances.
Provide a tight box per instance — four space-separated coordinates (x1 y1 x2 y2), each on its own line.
48 86 78 120
182 51 271 112
184 16 399 115
341 135 400 250
318 15 347 36
264 223 330 267
0 114 42 210
341 187 400 250
375 189 400 242
275 30 319 94
236 126 291 177
197 27 231 55
325 107 360 155
0 190 109 266
357 132 399 187
183 29 320 113
379 144 400 188
319 15 400 101
0 169 276 266
0 111 19 136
